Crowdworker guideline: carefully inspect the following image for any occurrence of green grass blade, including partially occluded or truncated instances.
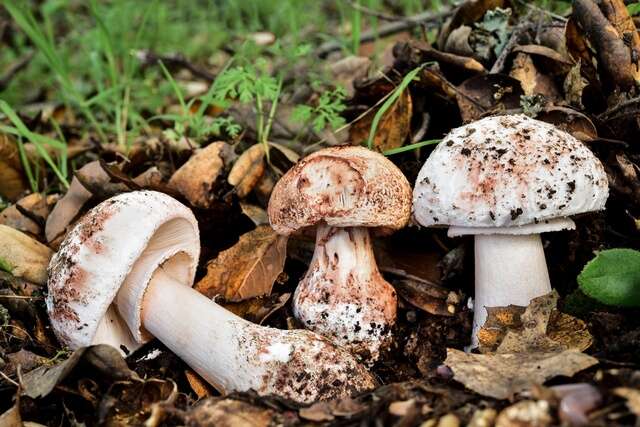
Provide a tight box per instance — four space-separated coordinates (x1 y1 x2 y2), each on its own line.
383 139 441 156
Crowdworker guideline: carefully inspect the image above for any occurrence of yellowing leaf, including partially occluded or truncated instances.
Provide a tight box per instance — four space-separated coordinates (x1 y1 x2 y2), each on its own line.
0 224 52 285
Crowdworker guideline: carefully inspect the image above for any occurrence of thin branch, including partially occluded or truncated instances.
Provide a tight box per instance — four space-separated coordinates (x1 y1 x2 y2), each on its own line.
0 51 34 91
317 7 454 57
135 50 216 82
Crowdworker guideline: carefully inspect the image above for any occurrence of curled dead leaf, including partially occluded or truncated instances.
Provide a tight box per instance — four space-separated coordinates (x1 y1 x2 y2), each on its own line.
445 348 598 399
456 74 524 122
0 224 52 285
195 226 287 301
349 89 413 152
219 293 290 325
228 144 266 198
0 193 57 235
168 141 236 208
45 161 110 243
478 291 593 354
537 106 597 141
185 369 211 399
509 52 560 100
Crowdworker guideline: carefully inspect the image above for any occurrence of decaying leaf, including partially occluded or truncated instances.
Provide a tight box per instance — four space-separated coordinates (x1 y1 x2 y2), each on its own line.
394 280 454 316
186 399 275 427
0 134 29 202
445 348 598 399
509 52 560 100
438 0 505 51
21 345 139 399
478 291 593 353
537 106 597 141
495 400 552 427
0 193 57 235
185 369 211 399
299 397 366 422
0 400 21 427
239 202 269 226
456 74 524 122
220 293 290 324
614 387 640 416
168 141 236 208
228 144 266 198
195 226 287 301
0 224 53 285
349 88 413 152
45 160 110 243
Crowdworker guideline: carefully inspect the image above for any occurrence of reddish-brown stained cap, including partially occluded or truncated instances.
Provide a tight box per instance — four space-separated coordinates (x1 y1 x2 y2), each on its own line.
268 146 412 235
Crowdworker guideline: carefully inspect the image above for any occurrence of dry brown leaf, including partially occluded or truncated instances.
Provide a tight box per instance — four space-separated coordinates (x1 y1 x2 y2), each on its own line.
220 293 290 325
185 369 211 399
328 56 371 97
614 387 640 416
0 193 57 235
186 399 274 427
445 348 598 399
299 402 335 422
0 401 22 427
195 225 287 301
513 44 574 75
168 141 235 208
537 106 597 141
349 89 413 152
394 280 453 316
45 160 109 243
509 52 560 100
437 0 505 50
299 397 366 422
228 144 266 198
0 134 29 201
478 291 593 354
239 202 269 226
456 74 524 122
495 400 552 427
0 224 52 285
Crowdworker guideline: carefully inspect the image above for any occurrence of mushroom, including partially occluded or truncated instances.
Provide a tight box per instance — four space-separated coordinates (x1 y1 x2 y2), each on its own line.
46 190 375 403
268 146 412 360
412 115 608 347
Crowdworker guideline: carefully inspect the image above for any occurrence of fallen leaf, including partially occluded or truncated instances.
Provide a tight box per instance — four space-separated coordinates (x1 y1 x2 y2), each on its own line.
328 56 372 97
45 160 109 243
228 144 266 198
614 387 640 416
21 345 139 399
0 400 21 427
349 88 413 152
0 224 52 285
456 74 524 122
495 400 551 427
509 52 560 100
239 202 269 226
185 369 211 399
0 134 29 201
394 280 453 316
478 291 593 354
220 293 290 324
195 226 287 301
537 106 597 141
410 41 486 74
186 399 274 427
388 399 417 417
437 0 505 51
444 348 598 399
513 44 574 75
299 402 335 422
3 349 48 376
299 397 366 421
0 193 56 235
168 141 236 208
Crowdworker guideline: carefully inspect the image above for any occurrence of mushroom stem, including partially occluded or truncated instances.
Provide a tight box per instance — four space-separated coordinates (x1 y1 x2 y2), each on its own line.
121 266 375 402
294 224 396 360
472 233 551 347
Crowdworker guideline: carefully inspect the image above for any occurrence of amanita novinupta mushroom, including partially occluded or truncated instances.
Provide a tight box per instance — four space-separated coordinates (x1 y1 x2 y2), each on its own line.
412 115 608 347
46 190 375 403
268 146 412 360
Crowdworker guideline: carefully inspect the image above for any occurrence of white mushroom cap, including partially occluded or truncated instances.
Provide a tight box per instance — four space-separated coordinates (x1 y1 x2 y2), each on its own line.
46 190 199 353
269 146 412 235
413 115 609 231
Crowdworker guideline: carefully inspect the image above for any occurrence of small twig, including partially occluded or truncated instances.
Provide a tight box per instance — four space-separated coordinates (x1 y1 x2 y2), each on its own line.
597 96 640 120
135 50 216 82
317 7 454 57
0 370 19 388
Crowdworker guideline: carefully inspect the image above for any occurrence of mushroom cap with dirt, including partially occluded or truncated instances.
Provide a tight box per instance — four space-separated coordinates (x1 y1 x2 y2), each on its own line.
412 114 608 347
268 146 412 361
46 190 375 403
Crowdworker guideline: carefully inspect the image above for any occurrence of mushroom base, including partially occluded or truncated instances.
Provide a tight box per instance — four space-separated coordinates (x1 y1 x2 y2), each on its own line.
472 233 552 348
131 265 376 403
293 225 397 361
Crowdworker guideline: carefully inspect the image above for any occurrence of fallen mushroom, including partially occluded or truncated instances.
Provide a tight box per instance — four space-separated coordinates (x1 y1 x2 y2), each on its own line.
268 146 412 360
46 190 375 403
413 115 608 347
